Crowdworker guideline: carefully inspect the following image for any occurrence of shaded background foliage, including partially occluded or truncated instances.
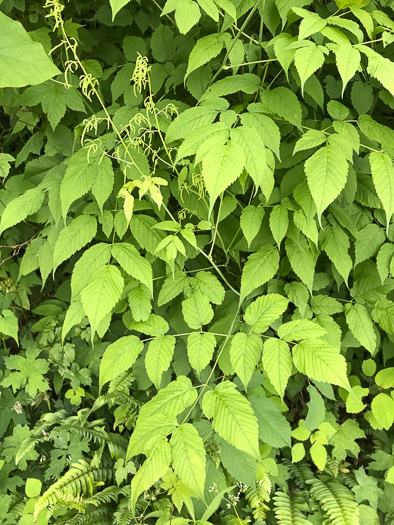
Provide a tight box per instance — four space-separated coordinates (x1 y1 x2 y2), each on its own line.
0 0 394 524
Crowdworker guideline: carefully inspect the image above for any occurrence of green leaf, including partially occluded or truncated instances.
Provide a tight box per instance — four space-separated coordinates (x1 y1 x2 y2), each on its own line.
230 333 262 389
293 339 350 390
197 0 219 20
354 224 385 266
170 423 206 496
371 393 394 430
240 111 281 159
304 144 349 225
278 319 327 342
145 335 176 388
110 0 130 20
294 44 325 94
285 235 316 292
62 301 85 342
202 139 245 214
91 156 114 211
100 336 143 390
345 304 376 354
240 205 265 247
53 215 97 271
240 245 279 302
130 437 171 513
127 414 178 460
187 332 216 375
130 314 169 336
128 282 151 322
269 205 289 248
320 224 353 285
260 87 302 129
250 395 291 448
305 385 326 431
377 244 394 284
182 291 213 329
369 152 394 232
186 34 225 78
335 44 361 95
293 129 326 154
231 126 271 200
214 0 237 20
175 0 201 34
194 271 225 305
204 73 261 99
0 12 60 87
60 149 96 218
202 381 260 459
310 441 327 471
0 187 44 234
71 243 111 299
297 12 327 40
0 310 18 343
375 368 394 389
112 243 153 293
244 294 289 333
219 440 257 487
80 265 124 335
158 271 188 306
262 338 292 398
0 153 14 179
25 478 42 498
167 107 218 143
372 299 394 334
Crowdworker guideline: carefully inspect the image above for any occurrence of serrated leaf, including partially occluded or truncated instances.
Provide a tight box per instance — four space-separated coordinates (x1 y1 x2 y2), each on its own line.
182 290 214 329
129 314 169 336
345 303 376 354
231 126 272 200
240 205 264 247
194 271 225 305
335 44 361 96
244 293 289 333
175 0 201 34
100 336 143 390
230 332 262 389
80 265 124 335
71 243 111 300
293 339 350 389
320 224 353 285
298 13 327 40
269 205 289 248
145 335 176 388
0 187 44 234
130 437 171 513
187 332 216 374
158 271 188 306
260 87 302 129
240 111 281 159
112 243 153 292
128 282 151 322
202 381 260 459
294 44 325 94
127 414 178 460
0 310 19 343
293 129 326 154
305 385 326 431
186 34 225 77
304 144 349 225
167 107 218 143
250 395 291 447
91 156 114 211
354 224 385 266
240 245 279 302
371 393 394 430
203 73 260 99
110 0 130 20
170 423 206 496
202 139 245 214
278 319 327 341
62 301 85 342
369 151 394 232
377 243 394 284
285 235 316 292
53 215 97 271
60 149 96 218
261 338 292 398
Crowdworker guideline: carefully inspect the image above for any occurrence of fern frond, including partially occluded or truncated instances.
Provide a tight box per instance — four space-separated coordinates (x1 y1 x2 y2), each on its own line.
108 369 135 394
307 477 359 525
273 490 312 525
284 461 315 489
65 505 114 525
245 482 270 521
34 459 114 517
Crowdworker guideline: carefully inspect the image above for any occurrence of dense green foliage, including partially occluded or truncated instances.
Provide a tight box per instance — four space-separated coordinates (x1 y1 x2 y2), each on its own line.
0 0 394 523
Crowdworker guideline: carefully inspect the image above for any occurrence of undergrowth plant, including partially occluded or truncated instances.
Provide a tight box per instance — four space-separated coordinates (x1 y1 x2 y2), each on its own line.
0 0 393 523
